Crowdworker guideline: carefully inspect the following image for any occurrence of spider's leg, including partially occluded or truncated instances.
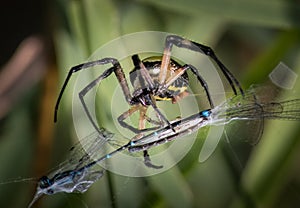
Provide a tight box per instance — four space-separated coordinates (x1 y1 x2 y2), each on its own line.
190 41 244 96
163 64 214 108
78 66 121 134
78 59 132 135
138 105 163 169
159 38 173 84
145 94 175 132
54 58 132 122
139 105 165 130
118 105 141 134
118 105 162 133
183 64 214 108
161 35 244 96
143 150 163 169
144 114 164 126
139 105 148 130
132 54 155 89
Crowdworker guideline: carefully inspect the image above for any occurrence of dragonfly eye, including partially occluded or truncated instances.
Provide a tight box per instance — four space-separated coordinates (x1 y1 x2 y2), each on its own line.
201 110 211 117
39 176 52 189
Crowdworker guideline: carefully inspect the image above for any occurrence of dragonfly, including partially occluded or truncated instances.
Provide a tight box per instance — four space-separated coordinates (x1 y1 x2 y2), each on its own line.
28 92 300 207
128 92 300 152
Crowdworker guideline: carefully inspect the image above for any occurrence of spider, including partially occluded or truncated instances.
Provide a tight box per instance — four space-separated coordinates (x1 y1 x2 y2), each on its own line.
54 35 244 168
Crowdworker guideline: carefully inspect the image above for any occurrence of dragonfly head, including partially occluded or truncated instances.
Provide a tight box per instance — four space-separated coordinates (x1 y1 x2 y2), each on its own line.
39 176 53 190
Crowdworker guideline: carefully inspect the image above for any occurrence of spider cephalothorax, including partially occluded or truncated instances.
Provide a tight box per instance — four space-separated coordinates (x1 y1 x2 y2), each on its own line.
129 55 189 104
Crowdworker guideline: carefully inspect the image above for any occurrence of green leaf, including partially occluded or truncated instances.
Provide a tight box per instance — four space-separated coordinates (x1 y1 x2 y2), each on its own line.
137 0 300 28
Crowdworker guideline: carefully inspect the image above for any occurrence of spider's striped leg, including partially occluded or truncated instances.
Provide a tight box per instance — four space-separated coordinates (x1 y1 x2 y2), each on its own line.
131 54 155 89
164 64 214 108
78 67 122 135
143 150 163 169
117 105 161 134
161 35 244 96
75 59 133 135
118 103 163 168
159 38 173 84
54 58 132 123
118 105 141 134
138 105 163 169
143 114 164 126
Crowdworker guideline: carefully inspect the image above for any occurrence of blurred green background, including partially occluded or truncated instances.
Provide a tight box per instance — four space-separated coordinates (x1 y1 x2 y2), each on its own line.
1 0 300 207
